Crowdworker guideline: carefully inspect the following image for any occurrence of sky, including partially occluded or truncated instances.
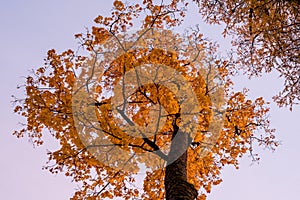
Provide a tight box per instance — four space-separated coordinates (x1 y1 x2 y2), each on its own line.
0 0 299 200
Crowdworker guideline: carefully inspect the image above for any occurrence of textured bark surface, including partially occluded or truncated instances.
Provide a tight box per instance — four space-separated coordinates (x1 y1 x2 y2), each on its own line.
165 126 198 200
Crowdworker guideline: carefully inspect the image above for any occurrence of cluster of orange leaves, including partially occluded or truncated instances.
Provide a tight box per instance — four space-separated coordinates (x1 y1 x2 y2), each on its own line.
194 0 300 109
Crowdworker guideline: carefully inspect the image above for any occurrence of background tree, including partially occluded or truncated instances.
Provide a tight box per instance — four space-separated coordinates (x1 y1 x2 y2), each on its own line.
13 1 279 199
193 0 300 109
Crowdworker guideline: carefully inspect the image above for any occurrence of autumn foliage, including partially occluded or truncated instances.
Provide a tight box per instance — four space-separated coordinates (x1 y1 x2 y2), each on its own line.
12 0 296 199
194 0 300 108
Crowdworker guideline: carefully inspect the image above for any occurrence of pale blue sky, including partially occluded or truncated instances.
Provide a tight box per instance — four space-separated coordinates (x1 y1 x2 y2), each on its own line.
1 1 299 199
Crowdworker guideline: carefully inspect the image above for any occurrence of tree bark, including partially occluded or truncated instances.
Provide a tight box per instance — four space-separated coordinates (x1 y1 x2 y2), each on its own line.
165 128 198 200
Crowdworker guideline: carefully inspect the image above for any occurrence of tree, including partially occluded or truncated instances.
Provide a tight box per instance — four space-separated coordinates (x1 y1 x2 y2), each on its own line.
193 0 300 109
13 1 279 199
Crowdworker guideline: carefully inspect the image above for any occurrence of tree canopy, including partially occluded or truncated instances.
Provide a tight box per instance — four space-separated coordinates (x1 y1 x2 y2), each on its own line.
194 0 300 108
12 0 298 199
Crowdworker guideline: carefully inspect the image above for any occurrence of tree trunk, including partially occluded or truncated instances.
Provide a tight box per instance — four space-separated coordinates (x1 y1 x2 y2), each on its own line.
165 128 198 200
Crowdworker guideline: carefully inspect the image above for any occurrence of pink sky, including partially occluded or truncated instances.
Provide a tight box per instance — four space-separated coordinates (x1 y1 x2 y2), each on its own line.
1 0 299 199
